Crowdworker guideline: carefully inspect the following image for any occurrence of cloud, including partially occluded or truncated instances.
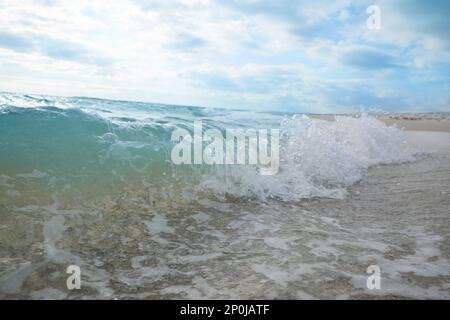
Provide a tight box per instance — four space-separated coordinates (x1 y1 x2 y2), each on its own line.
170 33 207 51
218 0 360 40
0 29 112 66
394 0 450 43
36 35 112 66
185 65 303 94
340 47 403 70
0 30 33 52
218 0 352 21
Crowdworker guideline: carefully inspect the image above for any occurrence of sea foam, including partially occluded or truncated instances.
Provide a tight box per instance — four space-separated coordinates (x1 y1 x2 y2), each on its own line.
197 114 420 201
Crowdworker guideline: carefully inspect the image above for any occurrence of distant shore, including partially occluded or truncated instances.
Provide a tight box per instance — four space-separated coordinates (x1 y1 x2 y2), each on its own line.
380 118 450 133
310 114 450 133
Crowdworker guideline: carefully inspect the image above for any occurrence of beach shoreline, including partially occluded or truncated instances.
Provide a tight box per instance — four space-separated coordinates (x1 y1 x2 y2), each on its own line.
381 118 450 133
309 115 450 133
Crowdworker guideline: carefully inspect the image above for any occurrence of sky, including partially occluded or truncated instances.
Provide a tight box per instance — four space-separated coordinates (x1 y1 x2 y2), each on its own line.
0 0 449 113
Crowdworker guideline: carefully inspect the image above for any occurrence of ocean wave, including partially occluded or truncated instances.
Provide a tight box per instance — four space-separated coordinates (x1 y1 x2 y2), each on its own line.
0 92 421 202
196 114 420 201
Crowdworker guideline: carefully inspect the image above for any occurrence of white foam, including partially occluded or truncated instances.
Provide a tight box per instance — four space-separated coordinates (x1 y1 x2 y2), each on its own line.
17 170 48 179
198 115 420 201
145 214 174 235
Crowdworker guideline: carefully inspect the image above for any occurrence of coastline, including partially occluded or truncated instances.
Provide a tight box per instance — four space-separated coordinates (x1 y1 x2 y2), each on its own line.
309 115 450 133
381 118 450 133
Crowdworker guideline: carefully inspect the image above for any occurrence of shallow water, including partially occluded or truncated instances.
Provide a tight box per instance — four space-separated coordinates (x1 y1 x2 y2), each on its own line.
1 146 449 299
0 93 449 299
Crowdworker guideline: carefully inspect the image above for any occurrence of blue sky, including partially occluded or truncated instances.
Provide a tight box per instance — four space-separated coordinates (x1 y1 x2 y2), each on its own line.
0 0 449 113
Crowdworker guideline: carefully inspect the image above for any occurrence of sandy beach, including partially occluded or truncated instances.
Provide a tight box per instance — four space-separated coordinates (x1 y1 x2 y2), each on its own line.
381 115 450 133
311 114 450 133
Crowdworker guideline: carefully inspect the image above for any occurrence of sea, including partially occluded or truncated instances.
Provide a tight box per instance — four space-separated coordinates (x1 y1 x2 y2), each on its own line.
0 92 449 299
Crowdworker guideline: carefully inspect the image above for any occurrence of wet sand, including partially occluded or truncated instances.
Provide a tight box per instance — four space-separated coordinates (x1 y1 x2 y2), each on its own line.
311 115 450 133
381 119 450 133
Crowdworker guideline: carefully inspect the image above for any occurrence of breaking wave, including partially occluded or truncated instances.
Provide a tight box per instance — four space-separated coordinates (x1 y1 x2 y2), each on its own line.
0 92 420 203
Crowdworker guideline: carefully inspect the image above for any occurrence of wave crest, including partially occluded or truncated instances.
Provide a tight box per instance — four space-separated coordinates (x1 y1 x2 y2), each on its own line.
196 114 420 201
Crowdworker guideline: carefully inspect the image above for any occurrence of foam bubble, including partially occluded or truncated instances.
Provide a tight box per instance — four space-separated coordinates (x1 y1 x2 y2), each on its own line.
197 114 420 201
